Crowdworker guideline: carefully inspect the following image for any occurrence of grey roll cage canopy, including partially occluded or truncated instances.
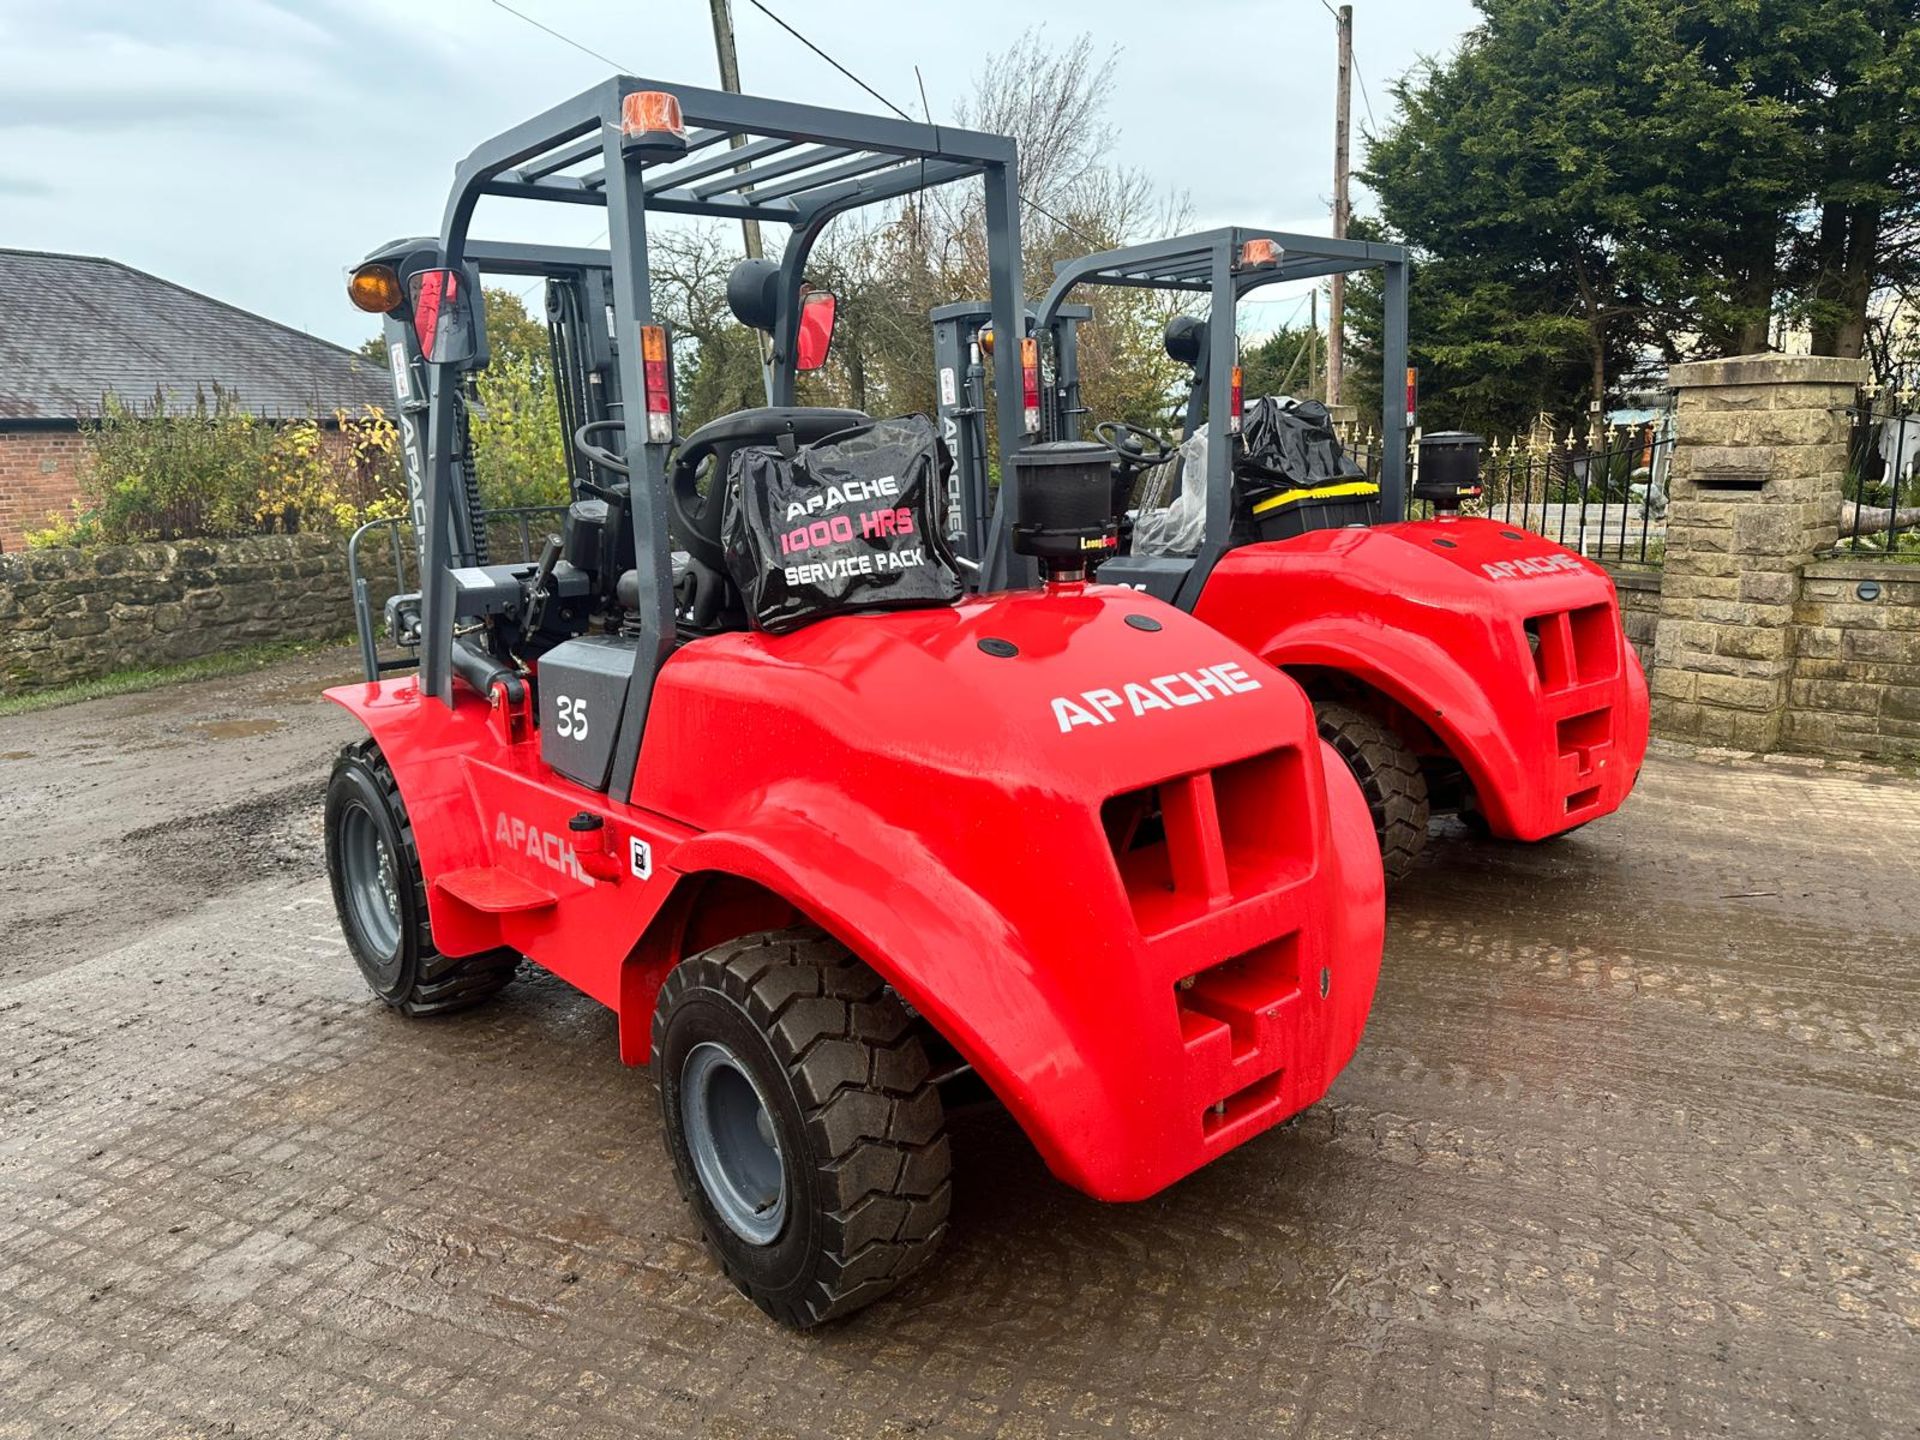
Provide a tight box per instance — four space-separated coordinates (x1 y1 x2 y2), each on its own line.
391 75 1031 799
939 226 1410 606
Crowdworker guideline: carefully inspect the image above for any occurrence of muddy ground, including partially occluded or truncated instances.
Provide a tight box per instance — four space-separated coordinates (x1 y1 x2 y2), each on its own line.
2 646 1917 1439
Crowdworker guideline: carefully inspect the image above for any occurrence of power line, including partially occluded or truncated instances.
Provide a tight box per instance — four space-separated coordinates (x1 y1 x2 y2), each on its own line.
741 0 914 119
486 0 1109 266
484 0 631 71
1350 50 1379 129
740 0 1107 252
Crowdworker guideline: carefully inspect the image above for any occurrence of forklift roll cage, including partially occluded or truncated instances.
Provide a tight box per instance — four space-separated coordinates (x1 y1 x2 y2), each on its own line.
944 227 1411 603
397 77 1031 800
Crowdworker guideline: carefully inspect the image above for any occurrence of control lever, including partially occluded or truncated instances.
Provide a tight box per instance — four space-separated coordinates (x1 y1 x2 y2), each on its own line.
522 533 564 634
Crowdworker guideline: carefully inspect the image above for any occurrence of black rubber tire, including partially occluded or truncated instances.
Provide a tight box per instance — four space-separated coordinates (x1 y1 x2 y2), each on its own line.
324 739 519 1016
654 929 951 1328
1316 701 1431 884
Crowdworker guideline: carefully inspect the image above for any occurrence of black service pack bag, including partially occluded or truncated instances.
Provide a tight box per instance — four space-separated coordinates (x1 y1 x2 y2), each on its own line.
722 414 962 634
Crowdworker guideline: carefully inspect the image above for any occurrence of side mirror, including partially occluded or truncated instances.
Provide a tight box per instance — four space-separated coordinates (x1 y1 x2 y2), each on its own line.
408 268 477 365
797 291 837 372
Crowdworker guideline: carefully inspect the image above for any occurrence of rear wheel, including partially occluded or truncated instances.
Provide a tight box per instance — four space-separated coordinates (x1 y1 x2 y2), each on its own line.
324 740 519 1015
1316 701 1430 884
654 929 950 1328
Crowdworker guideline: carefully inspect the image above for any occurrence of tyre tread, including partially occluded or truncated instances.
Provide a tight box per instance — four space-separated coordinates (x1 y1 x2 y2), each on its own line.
1316 701 1431 884
653 929 950 1327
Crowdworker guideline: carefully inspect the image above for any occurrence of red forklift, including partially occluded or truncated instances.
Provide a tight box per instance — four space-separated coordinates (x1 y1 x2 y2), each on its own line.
329 86 1385 1326
931 228 1650 880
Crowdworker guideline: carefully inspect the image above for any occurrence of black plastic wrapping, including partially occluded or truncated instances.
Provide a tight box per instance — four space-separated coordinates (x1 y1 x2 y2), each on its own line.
722 414 962 634
1235 397 1379 541
1236 397 1368 496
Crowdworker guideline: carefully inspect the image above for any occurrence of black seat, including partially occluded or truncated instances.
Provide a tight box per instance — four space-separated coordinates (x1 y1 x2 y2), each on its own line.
669 406 871 571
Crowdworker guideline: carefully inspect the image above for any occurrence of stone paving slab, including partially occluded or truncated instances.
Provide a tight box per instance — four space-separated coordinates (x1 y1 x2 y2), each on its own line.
2 656 1918 1438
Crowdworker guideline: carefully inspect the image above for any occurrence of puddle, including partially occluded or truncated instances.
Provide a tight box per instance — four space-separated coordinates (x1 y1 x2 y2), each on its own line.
193 718 286 740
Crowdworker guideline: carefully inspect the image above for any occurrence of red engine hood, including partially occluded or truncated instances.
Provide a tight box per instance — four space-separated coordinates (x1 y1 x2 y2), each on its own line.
633 583 1305 830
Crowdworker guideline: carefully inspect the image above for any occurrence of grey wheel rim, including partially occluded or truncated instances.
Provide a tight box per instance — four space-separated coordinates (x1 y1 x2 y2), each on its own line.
681 1041 788 1246
340 804 402 961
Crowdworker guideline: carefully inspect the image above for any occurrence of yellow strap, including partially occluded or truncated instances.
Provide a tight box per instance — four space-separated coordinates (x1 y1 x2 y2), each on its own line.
1250 480 1380 515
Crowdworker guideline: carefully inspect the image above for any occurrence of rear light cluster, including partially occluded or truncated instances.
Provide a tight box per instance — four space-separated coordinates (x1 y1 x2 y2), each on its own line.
640 324 673 444
1020 336 1041 436
413 271 454 358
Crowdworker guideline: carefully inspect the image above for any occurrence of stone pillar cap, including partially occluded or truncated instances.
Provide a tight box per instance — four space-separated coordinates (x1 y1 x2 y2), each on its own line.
1669 353 1868 389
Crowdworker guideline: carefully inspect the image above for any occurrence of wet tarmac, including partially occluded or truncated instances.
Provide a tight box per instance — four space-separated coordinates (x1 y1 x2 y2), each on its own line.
2 646 1917 1438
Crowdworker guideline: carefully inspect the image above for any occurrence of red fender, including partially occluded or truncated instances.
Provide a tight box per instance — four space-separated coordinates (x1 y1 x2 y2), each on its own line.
646 749 1382 1203
1193 519 1650 840
1256 618 1525 830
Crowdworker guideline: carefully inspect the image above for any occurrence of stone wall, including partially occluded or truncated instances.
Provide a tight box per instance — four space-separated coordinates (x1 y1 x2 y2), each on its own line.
1784 560 1920 761
0 428 87 554
1610 569 1662 669
0 534 355 695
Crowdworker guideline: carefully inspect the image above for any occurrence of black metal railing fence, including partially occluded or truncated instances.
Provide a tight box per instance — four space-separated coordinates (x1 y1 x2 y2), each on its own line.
1842 366 1920 559
1336 412 1674 566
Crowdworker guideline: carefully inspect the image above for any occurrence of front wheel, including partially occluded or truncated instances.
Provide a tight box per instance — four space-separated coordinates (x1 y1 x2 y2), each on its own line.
1315 702 1431 884
654 929 951 1328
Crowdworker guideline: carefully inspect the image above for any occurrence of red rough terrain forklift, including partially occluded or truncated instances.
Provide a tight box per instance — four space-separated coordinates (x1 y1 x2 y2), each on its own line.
931 228 1650 881
326 84 1385 1326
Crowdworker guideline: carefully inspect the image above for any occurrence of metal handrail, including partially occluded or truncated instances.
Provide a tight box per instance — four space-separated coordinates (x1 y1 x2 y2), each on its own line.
347 504 569 683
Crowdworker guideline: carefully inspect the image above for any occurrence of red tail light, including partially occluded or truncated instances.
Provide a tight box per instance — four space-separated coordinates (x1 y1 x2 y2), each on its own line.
1020 336 1041 435
413 270 454 358
1406 367 1419 427
1229 365 1244 434
641 324 672 443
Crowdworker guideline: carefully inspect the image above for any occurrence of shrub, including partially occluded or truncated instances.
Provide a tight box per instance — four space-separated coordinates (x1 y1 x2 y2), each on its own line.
27 388 405 549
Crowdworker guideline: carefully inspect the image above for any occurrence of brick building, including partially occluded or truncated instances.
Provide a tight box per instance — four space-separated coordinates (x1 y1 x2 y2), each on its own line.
0 249 388 551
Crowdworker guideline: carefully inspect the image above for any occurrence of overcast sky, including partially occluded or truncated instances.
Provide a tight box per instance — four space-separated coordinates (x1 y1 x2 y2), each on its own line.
0 0 1479 351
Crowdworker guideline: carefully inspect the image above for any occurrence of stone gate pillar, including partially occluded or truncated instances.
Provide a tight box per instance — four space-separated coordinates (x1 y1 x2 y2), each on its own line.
1651 354 1866 749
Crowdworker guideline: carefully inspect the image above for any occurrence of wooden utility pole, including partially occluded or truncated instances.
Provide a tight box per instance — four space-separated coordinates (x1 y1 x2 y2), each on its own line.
1327 3 1353 406
1310 287 1320 400
707 0 763 260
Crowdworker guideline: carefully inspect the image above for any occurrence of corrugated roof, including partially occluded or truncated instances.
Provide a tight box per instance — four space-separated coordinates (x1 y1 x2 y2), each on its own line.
0 248 390 422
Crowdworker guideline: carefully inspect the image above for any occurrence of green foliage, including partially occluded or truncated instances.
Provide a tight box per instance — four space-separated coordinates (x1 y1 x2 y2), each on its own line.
1239 325 1328 404
466 287 569 510
1355 0 1920 430
31 389 403 549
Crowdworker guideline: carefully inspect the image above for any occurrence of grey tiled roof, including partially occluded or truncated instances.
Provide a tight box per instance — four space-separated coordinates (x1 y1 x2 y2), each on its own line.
0 248 390 422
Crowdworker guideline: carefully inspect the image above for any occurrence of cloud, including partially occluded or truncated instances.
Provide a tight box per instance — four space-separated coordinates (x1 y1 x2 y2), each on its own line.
0 0 460 134
0 175 54 198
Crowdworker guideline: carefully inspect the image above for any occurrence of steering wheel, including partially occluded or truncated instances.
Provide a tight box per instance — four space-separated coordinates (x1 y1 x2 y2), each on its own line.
667 429 730 572
1095 420 1175 471
573 418 718 560
573 419 631 478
